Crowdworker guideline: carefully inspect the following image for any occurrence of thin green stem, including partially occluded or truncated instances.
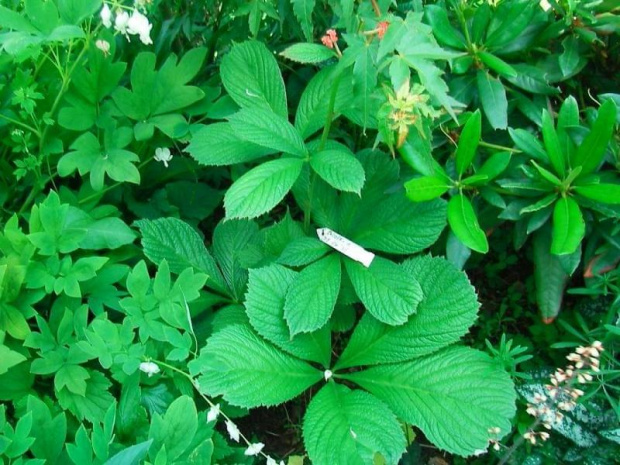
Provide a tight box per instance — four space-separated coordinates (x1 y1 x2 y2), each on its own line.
479 140 522 153
0 114 40 136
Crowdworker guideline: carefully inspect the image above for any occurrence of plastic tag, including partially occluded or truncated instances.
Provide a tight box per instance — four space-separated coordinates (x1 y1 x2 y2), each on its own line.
316 228 375 268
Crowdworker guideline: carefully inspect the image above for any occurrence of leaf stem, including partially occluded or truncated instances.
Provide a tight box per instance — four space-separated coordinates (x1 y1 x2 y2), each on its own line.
479 140 522 153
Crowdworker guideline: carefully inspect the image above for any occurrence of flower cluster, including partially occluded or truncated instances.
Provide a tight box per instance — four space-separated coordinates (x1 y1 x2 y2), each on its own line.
524 341 603 443
100 3 153 45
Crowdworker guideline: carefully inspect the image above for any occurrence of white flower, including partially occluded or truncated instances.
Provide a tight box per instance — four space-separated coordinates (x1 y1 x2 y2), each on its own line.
100 4 113 28
244 442 265 456
154 147 172 167
539 0 551 11
127 10 153 45
114 10 130 35
95 40 110 56
226 420 240 442
139 361 160 377
207 404 220 423
266 458 285 465
324 370 333 381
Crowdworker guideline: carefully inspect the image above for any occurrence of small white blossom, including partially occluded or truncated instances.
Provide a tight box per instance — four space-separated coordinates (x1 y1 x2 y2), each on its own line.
226 420 240 442
127 10 153 45
324 370 333 381
244 442 265 456
95 40 111 56
100 4 113 28
207 404 220 423
539 0 551 11
350 428 357 439
154 147 172 167
266 458 285 465
139 361 160 377
115 10 130 35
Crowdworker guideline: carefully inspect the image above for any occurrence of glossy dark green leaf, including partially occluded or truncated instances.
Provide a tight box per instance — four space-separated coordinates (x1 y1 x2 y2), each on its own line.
551 197 584 255
533 227 568 322
574 183 620 205
404 176 451 202
447 195 489 254
571 99 617 176
478 52 517 78
541 110 565 176
455 110 481 177
423 5 466 50
477 151 511 181
508 128 547 162
476 71 507 130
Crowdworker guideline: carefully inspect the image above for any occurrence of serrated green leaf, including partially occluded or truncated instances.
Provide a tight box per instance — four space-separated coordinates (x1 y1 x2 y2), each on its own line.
245 265 331 365
404 176 450 202
284 255 341 335
281 43 334 63
303 383 406 465
228 108 307 157
135 218 227 294
541 110 566 176
571 99 617 176
220 41 287 118
336 255 479 368
476 71 507 130
447 195 488 253
192 324 321 408
224 158 304 219
292 0 316 41
185 123 274 166
310 149 365 193
455 110 481 177
551 197 584 255
346 346 516 457
345 257 422 326
277 237 330 267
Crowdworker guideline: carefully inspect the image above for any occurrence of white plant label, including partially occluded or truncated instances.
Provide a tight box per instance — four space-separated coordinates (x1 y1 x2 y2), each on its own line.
316 228 375 268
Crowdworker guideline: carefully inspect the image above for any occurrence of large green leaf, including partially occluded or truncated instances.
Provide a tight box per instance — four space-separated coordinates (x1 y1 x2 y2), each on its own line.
185 123 274 166
404 176 450 202
284 255 341 336
476 71 507 130
224 158 304 219
447 194 489 253
574 183 620 204
455 110 481 176
220 41 287 118
571 99 617 176
533 227 569 323
345 258 422 326
135 218 227 294
346 346 516 457
303 383 406 465
541 110 566 176
191 324 321 408
336 256 479 369
245 265 331 366
228 108 308 158
310 148 365 194
551 197 584 255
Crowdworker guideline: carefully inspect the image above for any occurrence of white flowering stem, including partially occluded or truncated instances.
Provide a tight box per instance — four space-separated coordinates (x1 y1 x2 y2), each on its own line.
147 358 274 462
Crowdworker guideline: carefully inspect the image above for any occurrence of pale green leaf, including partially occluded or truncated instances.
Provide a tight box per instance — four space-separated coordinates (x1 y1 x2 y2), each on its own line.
447 194 489 253
245 265 331 366
347 346 516 457
220 41 287 118
280 43 335 63
345 257 422 326
551 197 584 255
192 324 321 407
336 255 479 368
303 383 406 465
185 123 275 166
224 158 304 219
476 71 507 130
310 149 365 193
284 255 341 335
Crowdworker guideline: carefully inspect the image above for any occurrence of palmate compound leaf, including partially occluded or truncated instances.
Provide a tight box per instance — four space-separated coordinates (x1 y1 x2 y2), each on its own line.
345 257 423 326
245 265 331 366
303 383 406 465
284 254 341 336
336 255 479 369
190 324 321 408
345 346 516 457
224 158 304 219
